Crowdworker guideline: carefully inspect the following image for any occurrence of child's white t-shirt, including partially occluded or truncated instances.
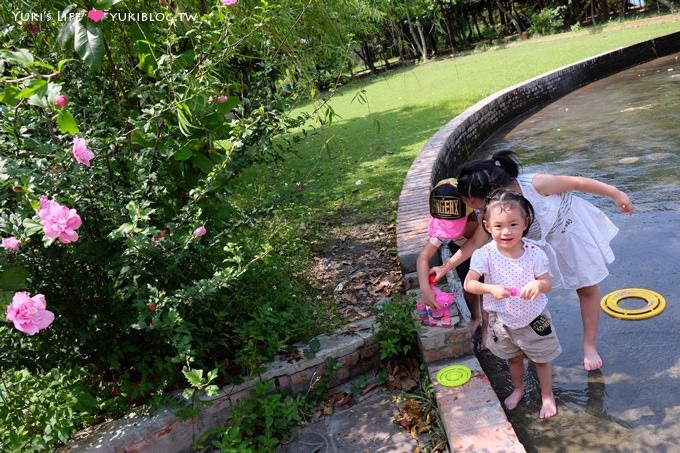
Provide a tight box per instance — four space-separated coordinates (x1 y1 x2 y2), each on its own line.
469 239 550 329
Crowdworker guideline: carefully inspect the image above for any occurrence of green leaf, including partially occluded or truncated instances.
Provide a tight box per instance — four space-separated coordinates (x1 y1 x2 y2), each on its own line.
17 79 47 99
182 368 203 387
28 93 48 108
0 48 34 67
56 110 80 135
172 49 195 71
131 129 153 147
94 0 114 9
22 218 43 236
57 15 77 50
174 148 193 161
309 338 321 353
73 20 104 69
0 265 30 291
0 289 13 309
57 58 76 72
176 103 194 137
191 152 216 174
135 40 157 76
0 85 20 107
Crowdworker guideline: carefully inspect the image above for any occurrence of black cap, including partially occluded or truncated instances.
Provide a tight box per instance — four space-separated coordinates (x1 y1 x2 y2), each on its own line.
429 178 466 220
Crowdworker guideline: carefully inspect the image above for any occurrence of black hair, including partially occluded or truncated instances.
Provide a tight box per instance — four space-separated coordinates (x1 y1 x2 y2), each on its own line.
456 150 520 200
481 188 535 236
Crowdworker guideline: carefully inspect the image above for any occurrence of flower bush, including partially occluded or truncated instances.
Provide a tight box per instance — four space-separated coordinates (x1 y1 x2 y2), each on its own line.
0 0 357 448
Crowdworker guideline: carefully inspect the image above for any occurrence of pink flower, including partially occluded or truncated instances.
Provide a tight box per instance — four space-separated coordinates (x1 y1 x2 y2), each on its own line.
6 292 55 335
37 196 82 244
221 0 238 5
54 95 68 108
193 226 207 237
72 137 95 167
1 237 21 250
217 95 229 103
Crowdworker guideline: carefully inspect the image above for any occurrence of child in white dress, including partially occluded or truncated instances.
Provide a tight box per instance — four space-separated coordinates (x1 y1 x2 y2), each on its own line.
465 189 561 419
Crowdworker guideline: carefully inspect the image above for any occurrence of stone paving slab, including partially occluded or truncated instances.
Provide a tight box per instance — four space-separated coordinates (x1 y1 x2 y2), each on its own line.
427 356 526 453
278 387 421 453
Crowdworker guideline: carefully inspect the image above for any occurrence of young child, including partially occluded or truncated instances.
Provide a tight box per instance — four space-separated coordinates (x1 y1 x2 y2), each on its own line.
432 150 634 371
416 178 482 335
465 189 561 419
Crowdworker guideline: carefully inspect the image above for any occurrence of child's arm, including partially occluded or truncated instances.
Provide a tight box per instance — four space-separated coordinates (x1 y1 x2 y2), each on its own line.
532 174 634 214
416 241 439 309
431 222 488 280
464 269 508 299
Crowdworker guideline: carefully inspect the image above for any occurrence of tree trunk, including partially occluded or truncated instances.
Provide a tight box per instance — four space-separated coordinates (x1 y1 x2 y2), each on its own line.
495 0 522 35
443 13 455 49
598 0 609 21
405 7 429 62
415 18 429 61
470 8 483 40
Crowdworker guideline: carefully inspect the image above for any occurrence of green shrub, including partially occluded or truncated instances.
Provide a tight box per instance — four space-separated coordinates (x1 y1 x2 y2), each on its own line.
0 366 98 452
529 6 567 36
372 294 421 360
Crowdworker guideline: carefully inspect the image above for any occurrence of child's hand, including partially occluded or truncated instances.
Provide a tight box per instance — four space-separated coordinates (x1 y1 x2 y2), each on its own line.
613 190 635 214
490 285 509 299
519 281 543 300
430 265 448 282
420 286 439 310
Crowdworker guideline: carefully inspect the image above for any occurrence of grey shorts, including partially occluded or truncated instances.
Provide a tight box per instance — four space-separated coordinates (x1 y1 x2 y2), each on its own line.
487 309 562 363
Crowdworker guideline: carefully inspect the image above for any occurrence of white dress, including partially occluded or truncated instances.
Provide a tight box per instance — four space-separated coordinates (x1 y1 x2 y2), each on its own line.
517 174 619 290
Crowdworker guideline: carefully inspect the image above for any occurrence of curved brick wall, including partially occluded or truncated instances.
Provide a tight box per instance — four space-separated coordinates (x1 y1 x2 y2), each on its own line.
396 31 680 281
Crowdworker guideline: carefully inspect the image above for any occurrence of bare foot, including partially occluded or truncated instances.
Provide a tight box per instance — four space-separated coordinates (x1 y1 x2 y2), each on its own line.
504 389 524 410
584 346 603 371
540 394 558 419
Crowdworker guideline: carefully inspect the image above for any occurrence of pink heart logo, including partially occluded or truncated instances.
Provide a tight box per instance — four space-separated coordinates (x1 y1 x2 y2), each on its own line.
87 9 106 22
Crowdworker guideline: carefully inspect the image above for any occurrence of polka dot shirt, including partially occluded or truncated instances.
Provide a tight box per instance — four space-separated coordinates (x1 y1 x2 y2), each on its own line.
469 239 550 329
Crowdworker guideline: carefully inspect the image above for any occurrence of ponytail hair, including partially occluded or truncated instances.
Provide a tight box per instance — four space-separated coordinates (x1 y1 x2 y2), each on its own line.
456 150 520 200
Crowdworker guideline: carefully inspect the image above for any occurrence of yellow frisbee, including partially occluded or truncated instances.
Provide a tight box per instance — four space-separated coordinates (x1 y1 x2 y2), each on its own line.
600 288 666 321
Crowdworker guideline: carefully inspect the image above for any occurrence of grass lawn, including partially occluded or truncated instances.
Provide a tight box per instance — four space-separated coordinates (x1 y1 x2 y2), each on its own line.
235 14 680 230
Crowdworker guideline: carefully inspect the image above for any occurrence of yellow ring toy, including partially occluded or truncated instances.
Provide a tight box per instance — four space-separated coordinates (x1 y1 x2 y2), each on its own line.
600 288 666 321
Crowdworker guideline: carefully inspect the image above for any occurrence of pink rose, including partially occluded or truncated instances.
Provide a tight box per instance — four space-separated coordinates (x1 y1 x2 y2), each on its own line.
54 95 68 108
221 0 238 5
6 292 55 335
1 237 21 250
193 226 207 237
37 196 82 244
72 137 95 167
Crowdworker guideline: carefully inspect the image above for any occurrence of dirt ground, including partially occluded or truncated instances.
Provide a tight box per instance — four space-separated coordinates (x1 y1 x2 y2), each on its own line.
310 221 405 324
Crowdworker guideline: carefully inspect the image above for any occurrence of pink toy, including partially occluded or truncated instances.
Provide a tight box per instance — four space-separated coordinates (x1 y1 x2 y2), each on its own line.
416 285 456 328
429 286 452 317
509 287 520 297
